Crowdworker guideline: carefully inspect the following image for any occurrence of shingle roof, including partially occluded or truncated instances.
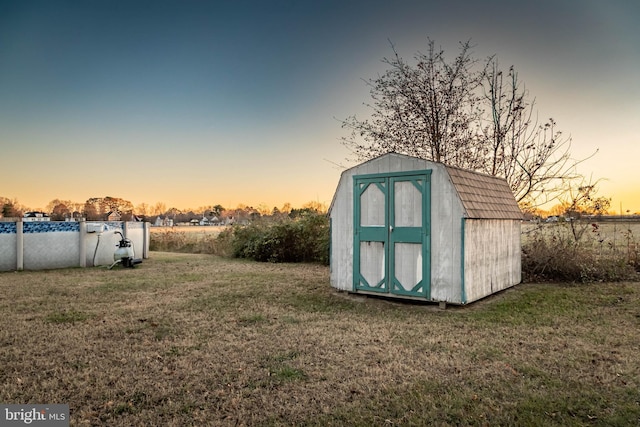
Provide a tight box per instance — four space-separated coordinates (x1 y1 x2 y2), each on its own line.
445 166 523 220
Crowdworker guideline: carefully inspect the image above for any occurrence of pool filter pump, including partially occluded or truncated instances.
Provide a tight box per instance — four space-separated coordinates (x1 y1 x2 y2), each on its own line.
109 231 142 269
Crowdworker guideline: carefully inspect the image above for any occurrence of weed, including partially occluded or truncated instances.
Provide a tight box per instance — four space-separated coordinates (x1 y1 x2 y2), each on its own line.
280 315 300 324
238 314 267 325
152 322 172 341
261 351 306 385
112 403 134 415
270 366 306 382
522 222 637 282
44 309 90 324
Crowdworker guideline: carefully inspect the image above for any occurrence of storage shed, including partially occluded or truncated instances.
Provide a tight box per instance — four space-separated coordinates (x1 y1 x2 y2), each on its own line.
329 153 523 305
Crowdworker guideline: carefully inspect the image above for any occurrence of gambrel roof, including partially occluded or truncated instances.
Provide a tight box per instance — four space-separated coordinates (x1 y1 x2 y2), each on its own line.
445 165 523 220
329 153 523 220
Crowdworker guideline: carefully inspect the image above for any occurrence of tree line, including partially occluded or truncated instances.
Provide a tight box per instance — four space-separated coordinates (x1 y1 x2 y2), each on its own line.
0 196 327 222
0 196 137 221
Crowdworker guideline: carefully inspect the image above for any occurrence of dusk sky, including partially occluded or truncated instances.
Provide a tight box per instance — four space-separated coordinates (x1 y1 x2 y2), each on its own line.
1 0 638 213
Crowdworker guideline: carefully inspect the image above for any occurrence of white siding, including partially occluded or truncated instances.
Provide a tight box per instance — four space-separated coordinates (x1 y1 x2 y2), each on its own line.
429 164 465 303
463 219 521 303
330 169 355 291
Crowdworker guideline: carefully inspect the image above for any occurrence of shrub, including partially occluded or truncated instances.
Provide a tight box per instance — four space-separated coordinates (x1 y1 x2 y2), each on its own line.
228 212 329 264
522 223 637 283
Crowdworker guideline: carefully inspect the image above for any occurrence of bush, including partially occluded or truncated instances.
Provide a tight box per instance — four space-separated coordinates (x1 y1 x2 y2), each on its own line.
148 212 329 265
229 212 329 264
522 224 637 283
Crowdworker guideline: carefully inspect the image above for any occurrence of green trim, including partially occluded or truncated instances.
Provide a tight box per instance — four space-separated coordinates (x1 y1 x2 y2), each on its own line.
329 217 332 268
353 171 432 299
460 217 467 304
353 179 388 294
354 169 433 180
353 180 360 293
424 174 431 298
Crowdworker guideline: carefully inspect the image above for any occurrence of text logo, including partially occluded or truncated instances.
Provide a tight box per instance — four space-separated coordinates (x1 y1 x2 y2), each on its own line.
1 404 69 426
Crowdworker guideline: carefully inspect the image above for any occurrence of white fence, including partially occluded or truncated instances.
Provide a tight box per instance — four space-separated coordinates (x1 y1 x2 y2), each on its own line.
0 220 150 271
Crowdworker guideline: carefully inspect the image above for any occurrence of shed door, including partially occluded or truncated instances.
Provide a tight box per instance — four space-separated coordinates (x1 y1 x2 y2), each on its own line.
354 173 430 298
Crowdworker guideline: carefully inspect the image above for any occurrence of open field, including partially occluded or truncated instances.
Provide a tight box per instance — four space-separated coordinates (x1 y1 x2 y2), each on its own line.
520 221 640 283
149 225 228 234
523 220 640 245
149 226 229 254
150 225 227 235
1 253 640 426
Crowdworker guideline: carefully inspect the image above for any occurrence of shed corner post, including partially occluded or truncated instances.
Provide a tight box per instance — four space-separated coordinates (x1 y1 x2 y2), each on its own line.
143 222 150 259
460 217 467 304
79 218 87 268
16 219 23 271
352 178 359 292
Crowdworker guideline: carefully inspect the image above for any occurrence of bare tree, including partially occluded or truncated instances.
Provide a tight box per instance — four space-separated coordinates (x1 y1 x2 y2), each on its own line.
152 202 167 216
83 196 134 220
0 197 23 218
556 178 611 242
135 202 150 217
51 203 71 220
83 199 100 220
478 58 589 206
0 197 26 218
341 39 485 169
46 199 74 220
341 39 592 207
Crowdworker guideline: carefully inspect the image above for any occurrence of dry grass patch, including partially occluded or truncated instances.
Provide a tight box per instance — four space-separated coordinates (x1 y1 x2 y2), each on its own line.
149 226 230 256
1 252 639 426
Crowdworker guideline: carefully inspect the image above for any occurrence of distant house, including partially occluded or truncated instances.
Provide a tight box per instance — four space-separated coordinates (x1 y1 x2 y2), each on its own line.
105 211 121 221
64 212 84 222
153 216 173 227
23 211 50 222
199 215 220 226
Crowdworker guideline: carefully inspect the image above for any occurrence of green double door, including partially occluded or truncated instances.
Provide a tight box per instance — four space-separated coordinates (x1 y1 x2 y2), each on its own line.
353 171 431 298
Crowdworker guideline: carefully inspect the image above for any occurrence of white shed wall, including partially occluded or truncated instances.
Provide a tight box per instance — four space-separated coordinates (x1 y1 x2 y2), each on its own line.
429 167 466 303
329 173 354 291
463 219 521 303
